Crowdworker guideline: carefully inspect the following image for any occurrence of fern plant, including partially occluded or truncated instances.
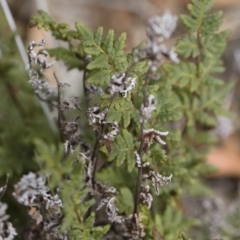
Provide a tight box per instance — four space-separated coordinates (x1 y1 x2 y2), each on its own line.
0 0 233 239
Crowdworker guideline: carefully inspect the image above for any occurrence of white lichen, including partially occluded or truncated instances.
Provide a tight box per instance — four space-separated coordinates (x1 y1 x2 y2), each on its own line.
0 202 17 240
87 106 108 126
140 95 156 123
108 72 136 98
144 171 172 195
147 11 178 42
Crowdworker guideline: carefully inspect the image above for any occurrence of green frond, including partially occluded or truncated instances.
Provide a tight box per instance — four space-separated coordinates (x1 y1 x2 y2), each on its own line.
113 32 127 56
30 11 79 41
87 69 112 86
109 129 135 172
112 32 128 71
75 22 94 46
86 54 112 70
15 2 233 238
102 29 114 56
102 94 134 126
94 26 103 46
117 187 134 214
201 11 224 35
181 0 214 32
83 46 101 56
47 47 84 70
175 35 199 58
163 62 198 92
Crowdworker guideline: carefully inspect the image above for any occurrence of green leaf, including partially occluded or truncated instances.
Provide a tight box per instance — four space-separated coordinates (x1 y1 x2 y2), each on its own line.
148 84 160 93
102 29 114 56
196 112 216 127
47 47 84 70
151 145 167 165
131 61 147 74
180 15 197 32
75 22 94 46
94 26 103 46
114 32 126 55
201 11 224 35
106 109 122 123
164 62 198 91
122 110 131 128
175 35 199 58
87 54 111 70
84 47 101 56
122 129 134 149
117 187 134 214
109 130 135 172
116 150 126 167
109 144 119 161
87 69 112 86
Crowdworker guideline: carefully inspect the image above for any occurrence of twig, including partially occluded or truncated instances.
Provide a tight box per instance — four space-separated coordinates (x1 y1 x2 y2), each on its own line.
133 127 144 215
83 62 90 110
83 94 117 222
133 71 151 215
91 94 117 188
54 72 65 142
196 30 202 79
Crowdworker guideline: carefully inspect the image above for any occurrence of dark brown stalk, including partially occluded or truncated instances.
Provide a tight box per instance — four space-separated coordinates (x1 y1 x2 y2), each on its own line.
133 125 144 215
83 61 90 110
83 95 116 222
196 30 202 78
133 71 151 215
91 94 116 188
54 72 65 142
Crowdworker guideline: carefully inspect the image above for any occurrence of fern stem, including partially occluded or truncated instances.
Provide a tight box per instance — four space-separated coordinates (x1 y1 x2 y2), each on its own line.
196 30 202 78
91 133 102 187
133 71 151 215
54 72 65 143
91 94 116 188
82 60 91 110
133 124 144 215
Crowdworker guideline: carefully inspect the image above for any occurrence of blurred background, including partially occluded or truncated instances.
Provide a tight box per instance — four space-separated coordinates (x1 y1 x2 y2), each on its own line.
1 0 240 238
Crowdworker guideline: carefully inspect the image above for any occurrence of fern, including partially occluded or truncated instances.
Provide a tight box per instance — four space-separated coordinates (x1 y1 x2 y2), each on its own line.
0 0 233 239
162 0 232 195
28 1 231 238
